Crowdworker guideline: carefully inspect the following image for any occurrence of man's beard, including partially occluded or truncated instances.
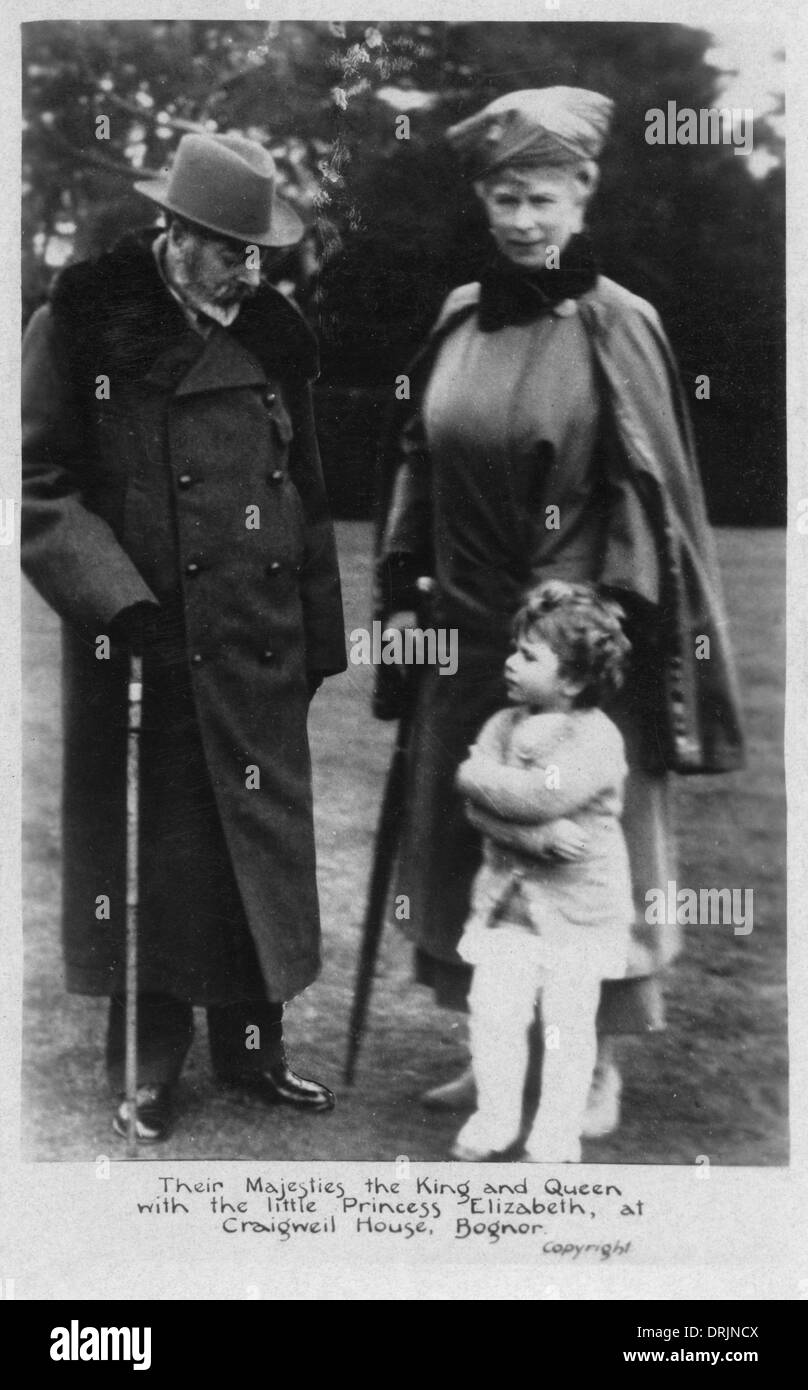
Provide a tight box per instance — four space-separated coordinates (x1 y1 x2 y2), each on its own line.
167 242 256 327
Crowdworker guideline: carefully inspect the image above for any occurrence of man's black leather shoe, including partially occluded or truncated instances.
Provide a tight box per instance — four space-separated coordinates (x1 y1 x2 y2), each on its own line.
221 1063 335 1112
112 1084 173 1143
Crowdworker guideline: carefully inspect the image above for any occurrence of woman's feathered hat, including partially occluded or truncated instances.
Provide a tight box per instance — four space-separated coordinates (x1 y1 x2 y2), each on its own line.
447 87 614 178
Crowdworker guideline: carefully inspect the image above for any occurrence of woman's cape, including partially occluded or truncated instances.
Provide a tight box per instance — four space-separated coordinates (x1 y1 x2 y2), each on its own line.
373 275 745 775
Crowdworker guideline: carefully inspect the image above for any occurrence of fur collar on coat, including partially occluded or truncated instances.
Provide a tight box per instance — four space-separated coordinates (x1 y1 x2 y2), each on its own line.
48 226 319 390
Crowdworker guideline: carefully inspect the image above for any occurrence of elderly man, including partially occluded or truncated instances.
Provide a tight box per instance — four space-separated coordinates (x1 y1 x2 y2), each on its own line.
22 132 346 1143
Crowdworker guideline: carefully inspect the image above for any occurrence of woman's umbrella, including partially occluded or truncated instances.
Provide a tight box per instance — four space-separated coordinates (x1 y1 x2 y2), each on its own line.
124 653 144 1157
344 701 414 1085
344 582 434 1083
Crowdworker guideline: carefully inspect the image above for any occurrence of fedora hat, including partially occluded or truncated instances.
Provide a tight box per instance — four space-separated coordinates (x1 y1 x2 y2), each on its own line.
134 132 304 248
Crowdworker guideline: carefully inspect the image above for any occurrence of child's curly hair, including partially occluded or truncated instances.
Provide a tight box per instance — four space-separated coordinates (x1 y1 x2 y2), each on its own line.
512 579 631 708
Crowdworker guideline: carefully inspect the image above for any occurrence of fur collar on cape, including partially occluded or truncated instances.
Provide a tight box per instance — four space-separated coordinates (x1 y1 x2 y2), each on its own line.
49 227 319 388
477 233 599 331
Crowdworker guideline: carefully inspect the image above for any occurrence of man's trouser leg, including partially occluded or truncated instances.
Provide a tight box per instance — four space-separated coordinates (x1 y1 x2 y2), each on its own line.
106 992 194 1090
207 999 285 1080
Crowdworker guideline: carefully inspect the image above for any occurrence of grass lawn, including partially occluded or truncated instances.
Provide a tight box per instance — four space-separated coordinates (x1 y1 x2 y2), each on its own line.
21 525 787 1164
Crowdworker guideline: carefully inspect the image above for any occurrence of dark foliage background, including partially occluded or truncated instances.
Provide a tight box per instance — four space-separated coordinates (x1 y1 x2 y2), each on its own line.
22 19 785 523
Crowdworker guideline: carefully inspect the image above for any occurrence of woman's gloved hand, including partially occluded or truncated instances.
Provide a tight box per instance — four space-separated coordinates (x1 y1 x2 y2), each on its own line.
382 610 419 661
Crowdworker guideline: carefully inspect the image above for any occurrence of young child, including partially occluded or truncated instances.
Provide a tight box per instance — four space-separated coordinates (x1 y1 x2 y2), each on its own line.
451 579 633 1163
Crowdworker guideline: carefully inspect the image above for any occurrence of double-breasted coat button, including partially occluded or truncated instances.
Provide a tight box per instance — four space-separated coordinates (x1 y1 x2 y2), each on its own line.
264 391 277 407
269 469 284 484
191 653 203 666
185 561 200 576
178 473 193 489
268 560 281 574
261 649 275 663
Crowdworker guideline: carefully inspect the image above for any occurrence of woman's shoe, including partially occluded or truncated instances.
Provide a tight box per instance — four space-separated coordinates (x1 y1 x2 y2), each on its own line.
421 1065 477 1111
112 1084 173 1144
581 1062 622 1138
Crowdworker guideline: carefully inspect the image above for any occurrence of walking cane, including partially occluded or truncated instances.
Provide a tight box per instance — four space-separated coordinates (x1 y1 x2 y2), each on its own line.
124 653 144 1157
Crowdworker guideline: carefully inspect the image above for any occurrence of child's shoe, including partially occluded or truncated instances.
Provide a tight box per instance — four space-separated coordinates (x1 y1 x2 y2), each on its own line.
449 1138 496 1162
452 1110 518 1162
522 1137 582 1164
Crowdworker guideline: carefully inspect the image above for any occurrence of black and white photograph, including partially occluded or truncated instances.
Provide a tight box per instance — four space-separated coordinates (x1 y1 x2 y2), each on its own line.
3 0 804 1305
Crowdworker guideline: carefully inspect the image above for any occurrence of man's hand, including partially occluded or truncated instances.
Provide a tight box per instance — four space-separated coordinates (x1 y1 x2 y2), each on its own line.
108 601 161 655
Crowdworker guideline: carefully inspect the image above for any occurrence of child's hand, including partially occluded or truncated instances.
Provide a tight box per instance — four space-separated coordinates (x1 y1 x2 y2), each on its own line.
545 818 588 861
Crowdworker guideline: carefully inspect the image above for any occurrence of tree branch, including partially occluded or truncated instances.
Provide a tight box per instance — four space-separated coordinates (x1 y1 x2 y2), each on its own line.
30 121 162 180
106 91 209 136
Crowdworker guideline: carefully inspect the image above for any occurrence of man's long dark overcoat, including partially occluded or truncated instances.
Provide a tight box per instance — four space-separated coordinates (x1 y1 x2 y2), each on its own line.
22 229 346 1002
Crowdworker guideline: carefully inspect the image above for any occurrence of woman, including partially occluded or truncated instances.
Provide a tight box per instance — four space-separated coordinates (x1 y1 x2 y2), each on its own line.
373 87 744 1136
